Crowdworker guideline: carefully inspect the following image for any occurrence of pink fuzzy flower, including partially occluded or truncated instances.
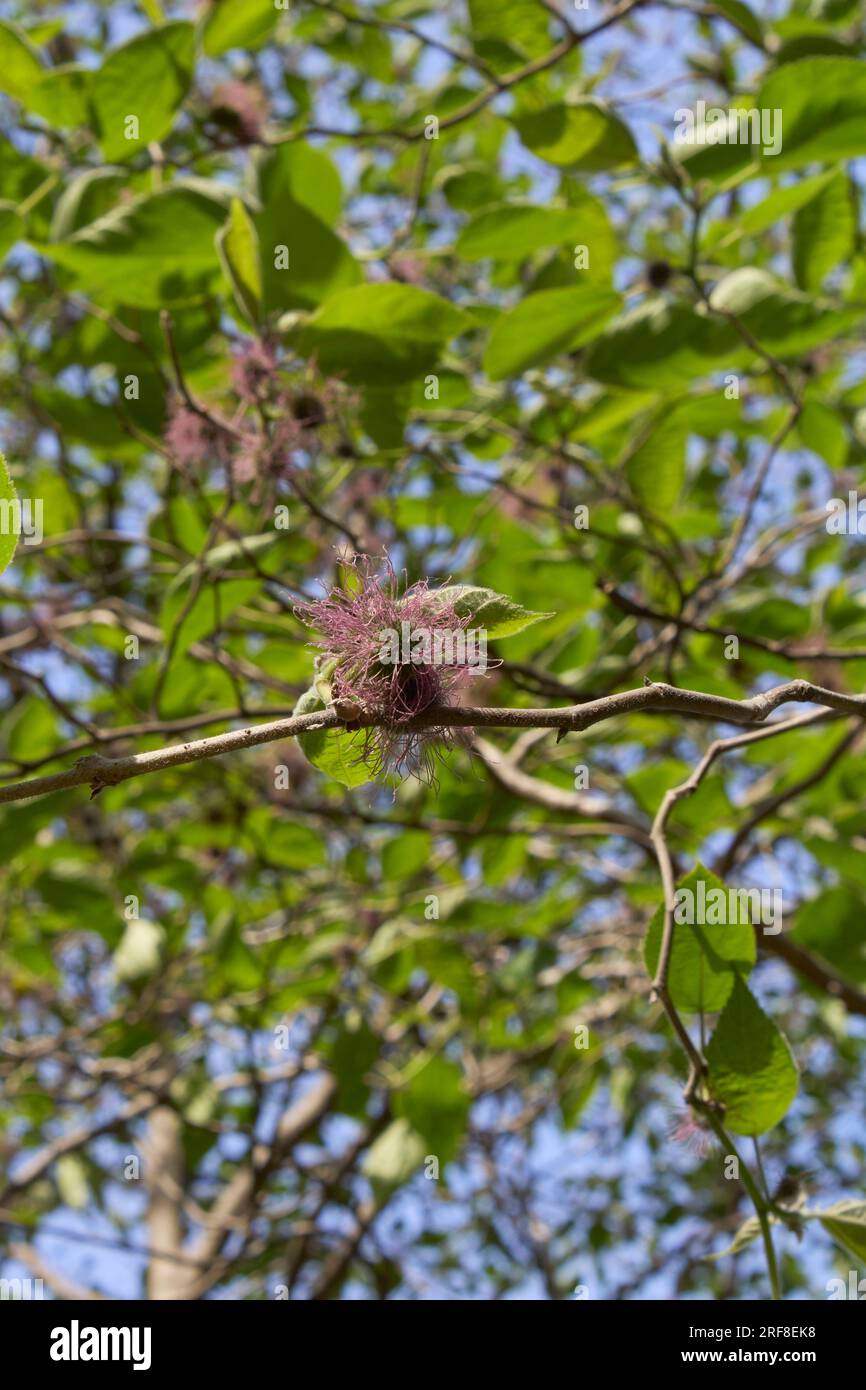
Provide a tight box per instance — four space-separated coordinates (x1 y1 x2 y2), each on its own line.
164 404 229 470
295 555 484 779
389 254 426 286
210 81 268 145
232 435 264 485
231 339 279 405
273 413 305 452
670 1110 714 1158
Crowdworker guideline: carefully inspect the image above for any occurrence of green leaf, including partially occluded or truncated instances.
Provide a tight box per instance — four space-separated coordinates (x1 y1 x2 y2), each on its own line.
708 267 861 358
292 684 371 789
3 695 56 761
160 580 260 660
457 205 598 261
804 836 866 890
49 169 127 241
484 286 621 380
585 299 731 389
813 1200 866 1261
381 831 432 880
643 866 757 1015
361 386 411 448
792 171 855 291
56 1153 89 1210
113 918 166 983
708 170 837 249
245 145 357 313
0 204 22 259
38 181 230 307
812 0 860 16
708 1214 765 1260
255 200 360 315
792 886 866 983
27 64 91 129
758 57 866 170
362 1117 427 1193
217 196 263 325
92 22 195 162
624 413 687 513
203 0 280 56
296 284 472 385
797 401 848 470
393 1056 470 1166
9 940 59 983
513 102 638 171
247 817 326 870
0 451 19 576
169 532 279 590
709 0 764 46
216 922 263 990
0 136 46 207
249 143 343 228
0 20 44 104
330 1021 380 1118
427 585 553 639
468 0 550 65
729 597 810 643
705 975 798 1134
672 101 764 183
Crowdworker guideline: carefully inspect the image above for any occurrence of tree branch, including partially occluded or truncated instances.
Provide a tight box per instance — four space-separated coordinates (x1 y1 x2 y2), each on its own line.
2 679 865 806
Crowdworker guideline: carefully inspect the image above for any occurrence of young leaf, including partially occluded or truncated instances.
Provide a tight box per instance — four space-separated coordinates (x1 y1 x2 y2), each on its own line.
293 684 371 789
707 1214 764 1260
426 585 553 639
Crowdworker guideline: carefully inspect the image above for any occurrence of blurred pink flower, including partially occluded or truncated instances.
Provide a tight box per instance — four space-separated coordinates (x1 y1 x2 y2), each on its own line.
670 1110 714 1158
211 81 268 144
389 254 426 286
231 339 278 405
164 404 229 470
232 435 264 484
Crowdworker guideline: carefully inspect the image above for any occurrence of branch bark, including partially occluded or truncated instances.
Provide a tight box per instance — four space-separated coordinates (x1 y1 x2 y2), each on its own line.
1 678 864 807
